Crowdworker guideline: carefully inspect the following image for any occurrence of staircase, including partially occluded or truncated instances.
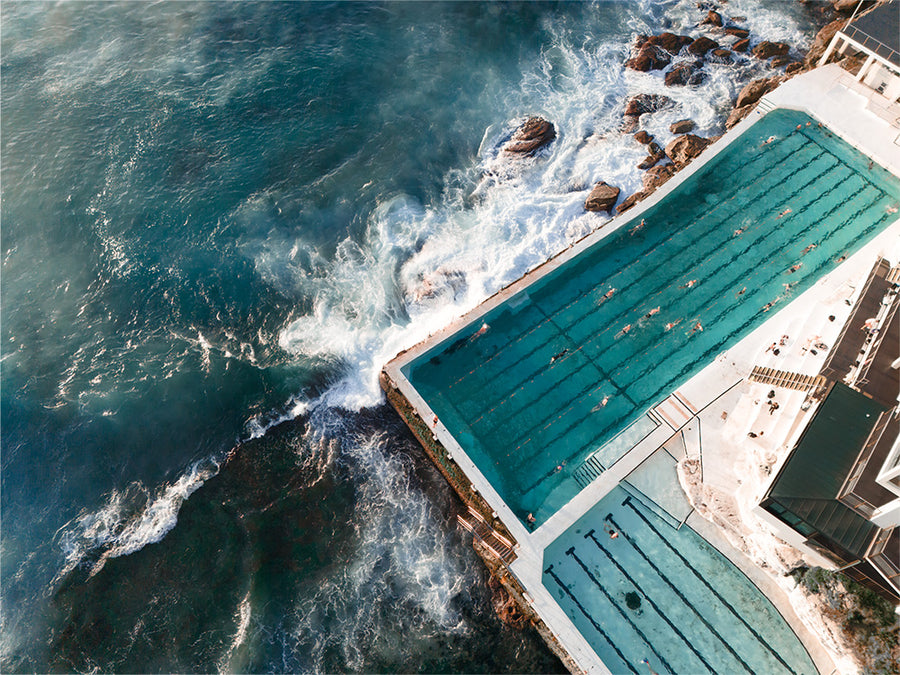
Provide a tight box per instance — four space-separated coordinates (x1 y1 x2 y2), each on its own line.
749 366 828 394
457 506 517 564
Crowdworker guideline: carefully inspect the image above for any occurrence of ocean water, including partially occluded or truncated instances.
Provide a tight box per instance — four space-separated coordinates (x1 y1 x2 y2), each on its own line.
1 1 828 672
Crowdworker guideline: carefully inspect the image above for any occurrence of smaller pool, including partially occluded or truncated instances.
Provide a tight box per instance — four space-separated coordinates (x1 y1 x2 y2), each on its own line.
542 483 817 674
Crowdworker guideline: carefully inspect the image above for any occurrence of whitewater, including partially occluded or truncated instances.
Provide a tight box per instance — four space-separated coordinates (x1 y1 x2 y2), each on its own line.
1 1 827 671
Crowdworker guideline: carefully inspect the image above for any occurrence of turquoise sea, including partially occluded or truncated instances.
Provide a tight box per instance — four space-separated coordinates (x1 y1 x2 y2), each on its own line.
2 2 827 671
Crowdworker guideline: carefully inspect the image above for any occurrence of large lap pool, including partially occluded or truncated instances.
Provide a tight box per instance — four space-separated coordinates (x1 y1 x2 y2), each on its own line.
402 109 900 526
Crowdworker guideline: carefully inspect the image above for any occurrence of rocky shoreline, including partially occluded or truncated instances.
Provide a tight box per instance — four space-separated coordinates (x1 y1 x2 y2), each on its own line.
502 0 884 219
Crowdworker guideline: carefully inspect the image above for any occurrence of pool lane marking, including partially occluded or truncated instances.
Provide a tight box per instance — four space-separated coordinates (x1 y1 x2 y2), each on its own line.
562 548 676 674
586 529 752 675
615 506 800 675
543 564 640 674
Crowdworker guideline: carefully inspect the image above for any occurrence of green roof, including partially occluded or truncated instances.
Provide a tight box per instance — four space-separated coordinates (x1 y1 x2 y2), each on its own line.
765 383 887 559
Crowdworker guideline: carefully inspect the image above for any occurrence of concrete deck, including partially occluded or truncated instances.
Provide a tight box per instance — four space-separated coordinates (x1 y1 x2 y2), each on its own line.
383 64 900 675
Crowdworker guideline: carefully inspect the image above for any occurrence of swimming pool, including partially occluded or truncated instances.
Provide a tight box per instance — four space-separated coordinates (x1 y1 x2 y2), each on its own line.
542 484 818 674
402 109 900 525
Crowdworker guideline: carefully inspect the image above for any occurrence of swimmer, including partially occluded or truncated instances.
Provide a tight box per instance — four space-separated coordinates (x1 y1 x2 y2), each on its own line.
796 124 802 130
664 319 682 331
788 263 802 273
736 286 747 296
592 394 611 412
690 320 703 334
680 279 698 289
777 207 792 219
762 135 777 145
629 219 646 236
836 255 847 263
550 348 568 363
887 205 899 214
733 226 747 237
644 306 660 318
471 322 490 339
805 121 811 127
603 288 616 300
801 244 816 255
783 282 796 292
620 324 632 335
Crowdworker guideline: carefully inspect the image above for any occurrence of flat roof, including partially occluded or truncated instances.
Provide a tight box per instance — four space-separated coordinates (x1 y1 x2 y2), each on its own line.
765 383 887 559
842 0 900 69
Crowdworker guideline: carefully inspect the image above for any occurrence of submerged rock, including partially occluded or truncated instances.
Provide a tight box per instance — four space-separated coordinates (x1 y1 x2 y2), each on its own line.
665 133 710 167
646 32 695 53
584 182 621 213
625 44 671 71
670 119 696 134
634 130 653 145
503 116 556 155
724 27 750 39
688 36 719 56
665 61 706 86
710 48 733 63
752 41 790 59
733 38 750 52
624 93 674 116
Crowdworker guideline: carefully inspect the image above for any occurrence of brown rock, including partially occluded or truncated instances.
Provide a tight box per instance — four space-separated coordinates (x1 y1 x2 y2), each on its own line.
702 10 723 26
625 45 671 71
805 19 844 66
710 48 733 63
665 62 707 86
504 116 556 154
688 36 719 56
617 190 650 214
733 38 750 52
786 62 805 75
642 164 675 191
584 182 621 213
665 133 710 167
724 27 750 39
735 76 780 108
752 41 790 59
624 93 674 116
670 119 696 134
647 32 695 53
771 55 794 68
634 130 653 145
725 103 753 129
648 141 662 156
637 153 664 170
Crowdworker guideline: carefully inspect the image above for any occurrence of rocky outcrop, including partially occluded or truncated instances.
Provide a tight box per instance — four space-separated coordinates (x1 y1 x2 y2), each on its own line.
665 61 706 86
624 93 673 116
625 44 671 71
786 62 804 75
702 9 723 26
710 48 733 63
634 130 653 145
617 190 651 214
752 41 790 59
804 19 844 66
642 164 676 191
665 133 710 167
637 152 664 170
503 117 556 155
488 575 528 629
584 182 620 212
734 76 781 108
726 104 753 129
688 36 719 56
724 27 750 39
641 32 694 54
733 38 750 52
670 119 695 134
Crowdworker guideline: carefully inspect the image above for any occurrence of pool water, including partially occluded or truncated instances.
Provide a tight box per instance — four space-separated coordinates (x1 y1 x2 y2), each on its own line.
402 109 900 525
542 486 818 675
